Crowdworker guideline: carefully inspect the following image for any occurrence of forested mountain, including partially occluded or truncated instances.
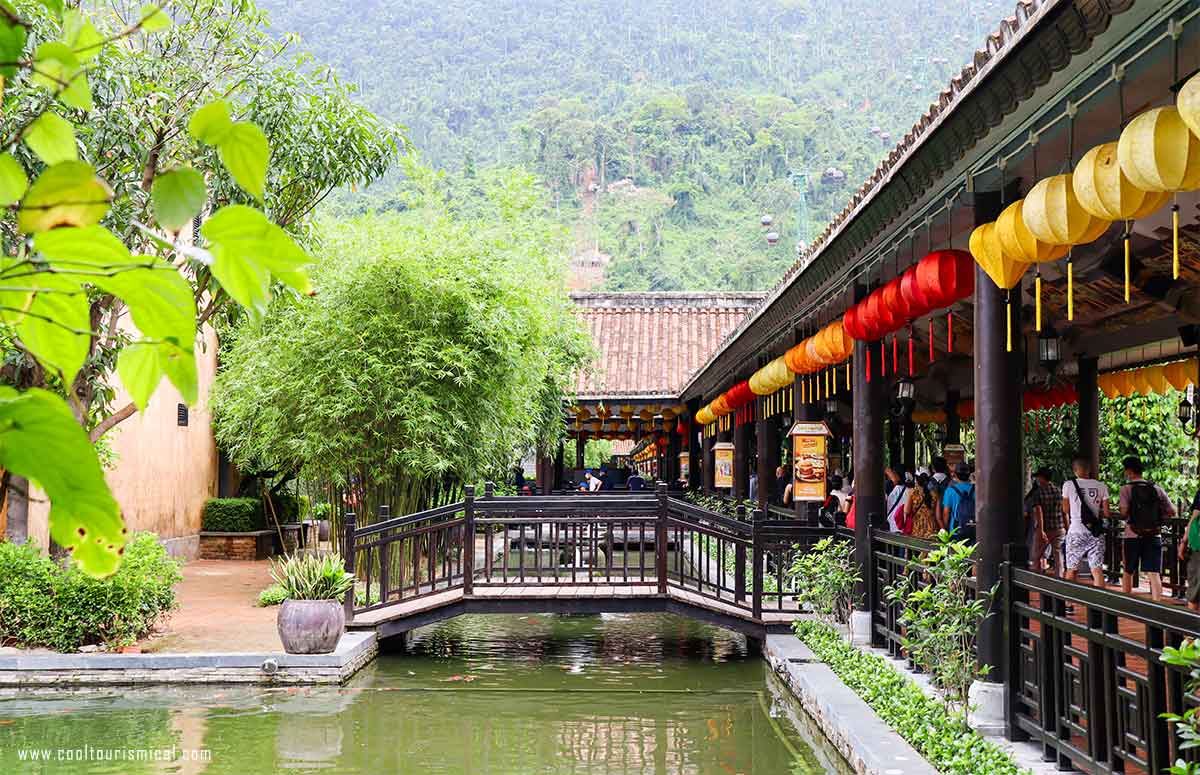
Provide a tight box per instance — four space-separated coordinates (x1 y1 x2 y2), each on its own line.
257 0 1009 290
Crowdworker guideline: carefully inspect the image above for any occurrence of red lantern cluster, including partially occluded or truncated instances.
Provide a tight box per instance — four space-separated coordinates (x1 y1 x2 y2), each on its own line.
843 250 974 342
1022 385 1079 411
724 380 755 411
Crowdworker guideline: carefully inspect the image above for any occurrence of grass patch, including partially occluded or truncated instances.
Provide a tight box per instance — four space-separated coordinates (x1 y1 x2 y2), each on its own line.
793 620 1028 775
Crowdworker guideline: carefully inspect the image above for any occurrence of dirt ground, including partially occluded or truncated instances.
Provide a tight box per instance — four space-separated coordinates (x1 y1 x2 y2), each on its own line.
140 559 282 653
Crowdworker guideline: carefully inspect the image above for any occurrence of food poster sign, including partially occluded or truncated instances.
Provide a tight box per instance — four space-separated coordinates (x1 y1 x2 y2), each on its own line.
790 421 830 502
713 442 734 489
678 452 689 482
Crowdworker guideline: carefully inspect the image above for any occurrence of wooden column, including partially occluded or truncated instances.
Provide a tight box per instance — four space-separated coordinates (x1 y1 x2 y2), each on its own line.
733 415 750 500
853 335 887 619
755 399 777 512
1077 357 1100 476
687 399 702 490
945 388 961 444
554 441 564 491
666 422 681 487
973 188 1026 685
575 432 587 472
902 416 916 473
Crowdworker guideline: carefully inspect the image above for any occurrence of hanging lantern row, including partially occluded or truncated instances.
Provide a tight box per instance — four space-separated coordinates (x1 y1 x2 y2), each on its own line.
1098 358 1199 399
970 71 1200 348
844 250 974 343
1023 385 1079 411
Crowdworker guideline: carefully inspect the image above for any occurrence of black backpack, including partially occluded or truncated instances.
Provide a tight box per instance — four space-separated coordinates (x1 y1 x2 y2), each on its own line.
1127 481 1164 537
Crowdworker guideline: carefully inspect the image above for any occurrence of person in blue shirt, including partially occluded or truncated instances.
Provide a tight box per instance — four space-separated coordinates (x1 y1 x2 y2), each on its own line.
940 462 976 542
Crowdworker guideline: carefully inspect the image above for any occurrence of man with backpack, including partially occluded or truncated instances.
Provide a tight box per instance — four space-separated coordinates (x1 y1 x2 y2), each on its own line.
1061 455 1110 588
941 462 976 543
1118 456 1176 601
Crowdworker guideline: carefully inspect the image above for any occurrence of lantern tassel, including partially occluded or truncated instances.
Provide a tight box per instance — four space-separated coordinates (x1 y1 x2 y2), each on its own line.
1006 292 1012 353
947 311 953 353
1067 257 1074 322
928 318 934 364
892 335 899 374
908 327 914 376
1123 230 1131 303
1173 202 1180 281
845 361 850 391
866 345 872 383
1035 270 1042 332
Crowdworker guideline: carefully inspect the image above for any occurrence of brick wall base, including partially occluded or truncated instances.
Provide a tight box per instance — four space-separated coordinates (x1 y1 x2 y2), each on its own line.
199 531 276 561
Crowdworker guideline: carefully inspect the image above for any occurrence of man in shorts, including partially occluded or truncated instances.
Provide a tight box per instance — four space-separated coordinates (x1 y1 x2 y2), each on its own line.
1031 467 1064 576
1118 456 1176 601
1061 455 1109 588
1179 485 1200 612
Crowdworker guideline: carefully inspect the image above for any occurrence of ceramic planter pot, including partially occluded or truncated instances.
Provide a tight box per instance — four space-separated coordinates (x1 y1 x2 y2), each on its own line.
277 599 344 654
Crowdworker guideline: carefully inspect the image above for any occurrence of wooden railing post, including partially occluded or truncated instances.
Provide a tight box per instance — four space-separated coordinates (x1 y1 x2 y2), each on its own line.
752 507 764 620
484 481 494 499
342 511 357 622
378 505 390 606
463 486 475 596
735 504 747 603
656 482 668 594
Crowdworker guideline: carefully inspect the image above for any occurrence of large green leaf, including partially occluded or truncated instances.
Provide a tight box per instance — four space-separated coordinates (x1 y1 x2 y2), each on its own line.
159 340 198 404
201 205 313 309
188 101 234 145
35 0 64 19
151 168 206 232
139 3 172 32
93 263 196 350
0 271 89 381
217 123 268 200
35 224 132 269
18 162 112 233
23 112 78 165
0 153 27 205
0 15 28 78
0 387 125 577
63 9 104 62
116 341 163 412
31 41 91 110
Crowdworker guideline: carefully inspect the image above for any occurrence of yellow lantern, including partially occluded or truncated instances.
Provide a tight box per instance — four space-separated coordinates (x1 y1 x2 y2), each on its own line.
1181 72 1200 138
1097 373 1120 400
1073 142 1151 220
1117 107 1200 193
1109 370 1136 397
638 408 655 423
970 222 1028 290
764 356 791 391
1132 368 1156 396
1021 174 1096 245
995 200 1069 262
1141 365 1170 395
1164 359 1199 390
696 406 715 425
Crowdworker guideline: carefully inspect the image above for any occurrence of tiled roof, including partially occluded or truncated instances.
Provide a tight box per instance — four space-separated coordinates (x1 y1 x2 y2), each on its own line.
572 293 764 399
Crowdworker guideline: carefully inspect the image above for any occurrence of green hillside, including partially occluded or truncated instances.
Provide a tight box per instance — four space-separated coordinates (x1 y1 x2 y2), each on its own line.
257 0 1009 290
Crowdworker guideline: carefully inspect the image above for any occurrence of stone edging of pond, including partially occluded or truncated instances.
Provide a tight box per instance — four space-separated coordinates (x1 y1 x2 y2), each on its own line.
0 631 377 688
763 632 939 775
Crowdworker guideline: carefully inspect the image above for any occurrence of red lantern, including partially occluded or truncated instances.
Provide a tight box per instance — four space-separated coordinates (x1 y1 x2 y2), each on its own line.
916 249 975 308
882 277 913 324
844 304 869 341
862 288 897 339
724 380 755 410
900 266 933 318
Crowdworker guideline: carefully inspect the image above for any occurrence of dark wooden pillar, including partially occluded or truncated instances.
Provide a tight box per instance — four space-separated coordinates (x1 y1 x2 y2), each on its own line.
687 399 702 490
575 431 587 472
666 422 681 486
945 388 961 444
853 335 887 620
704 428 716 493
1077 357 1100 476
554 441 564 491
756 400 777 512
902 416 916 473
733 415 750 500
973 189 1026 685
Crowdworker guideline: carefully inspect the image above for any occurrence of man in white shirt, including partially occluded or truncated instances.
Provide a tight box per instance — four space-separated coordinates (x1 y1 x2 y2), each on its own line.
584 471 603 492
1060 455 1110 588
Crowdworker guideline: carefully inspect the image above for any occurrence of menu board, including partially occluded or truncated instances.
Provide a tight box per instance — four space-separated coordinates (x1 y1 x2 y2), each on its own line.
943 443 966 469
713 443 734 489
678 452 690 482
790 422 830 502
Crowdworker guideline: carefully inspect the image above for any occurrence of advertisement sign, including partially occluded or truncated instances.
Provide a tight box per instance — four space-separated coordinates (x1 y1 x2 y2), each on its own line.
678 452 690 482
789 422 830 503
713 442 734 489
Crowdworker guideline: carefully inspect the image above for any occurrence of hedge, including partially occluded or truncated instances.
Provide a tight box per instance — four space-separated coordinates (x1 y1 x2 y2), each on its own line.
793 620 1027 775
0 534 182 651
201 497 265 532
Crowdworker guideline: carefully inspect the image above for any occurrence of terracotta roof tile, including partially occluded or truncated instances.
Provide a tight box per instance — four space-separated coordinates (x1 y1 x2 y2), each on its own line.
571 293 764 399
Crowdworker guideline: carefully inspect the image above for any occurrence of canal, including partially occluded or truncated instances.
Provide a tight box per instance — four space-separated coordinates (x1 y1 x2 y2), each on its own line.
0 614 850 774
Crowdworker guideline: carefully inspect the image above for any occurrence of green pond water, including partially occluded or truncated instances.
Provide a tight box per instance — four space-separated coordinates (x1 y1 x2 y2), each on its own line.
0 614 850 774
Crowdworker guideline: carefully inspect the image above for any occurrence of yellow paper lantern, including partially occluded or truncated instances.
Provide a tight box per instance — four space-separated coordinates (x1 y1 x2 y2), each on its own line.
1132 368 1155 396
1097 373 1120 399
764 356 792 391
1141 365 1170 394
1118 107 1200 193
695 406 714 425
1164 359 1199 390
1073 142 1152 220
995 200 1069 262
638 408 655 422
970 222 1028 289
1181 72 1200 139
1022 174 1095 245
1129 189 1171 219
1109 370 1136 397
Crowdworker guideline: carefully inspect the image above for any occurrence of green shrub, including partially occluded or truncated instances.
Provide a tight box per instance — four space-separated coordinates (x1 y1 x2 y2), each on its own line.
270 554 354 600
201 498 265 532
793 620 1025 775
788 537 860 626
1162 639 1200 775
257 583 288 607
269 492 301 524
0 533 182 651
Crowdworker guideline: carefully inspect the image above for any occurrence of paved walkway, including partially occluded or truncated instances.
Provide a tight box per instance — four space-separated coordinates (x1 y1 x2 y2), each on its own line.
141 559 281 653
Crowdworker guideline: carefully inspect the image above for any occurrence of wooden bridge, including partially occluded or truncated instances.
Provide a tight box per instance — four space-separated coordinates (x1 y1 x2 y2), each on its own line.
342 484 826 640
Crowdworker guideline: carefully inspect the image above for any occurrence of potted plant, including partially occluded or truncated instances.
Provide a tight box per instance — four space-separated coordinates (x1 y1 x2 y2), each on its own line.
271 554 354 654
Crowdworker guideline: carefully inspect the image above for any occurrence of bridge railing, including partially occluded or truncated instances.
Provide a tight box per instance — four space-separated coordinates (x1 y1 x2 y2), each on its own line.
342 482 834 620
